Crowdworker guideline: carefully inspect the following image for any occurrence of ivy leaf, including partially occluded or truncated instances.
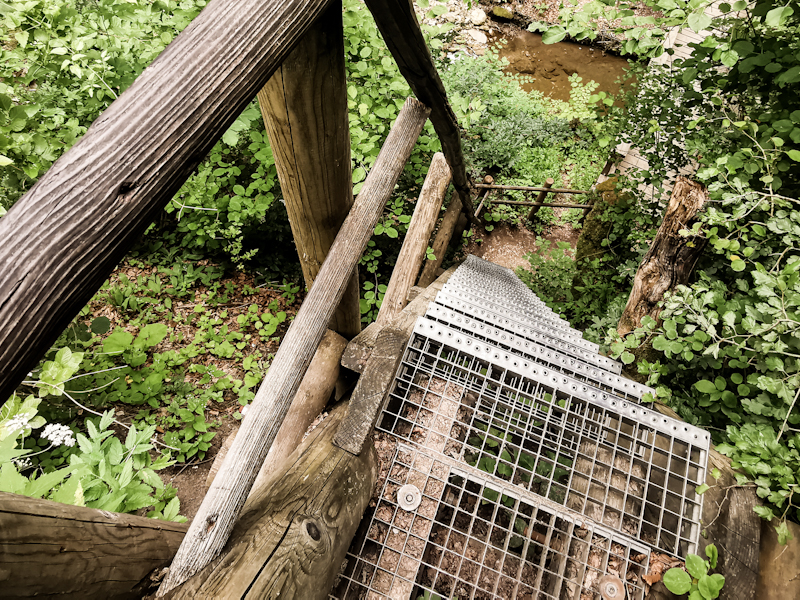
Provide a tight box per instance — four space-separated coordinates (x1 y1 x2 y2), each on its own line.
776 520 794 544
698 573 725 599
686 553 707 579
765 5 793 28
621 351 636 364
695 380 717 394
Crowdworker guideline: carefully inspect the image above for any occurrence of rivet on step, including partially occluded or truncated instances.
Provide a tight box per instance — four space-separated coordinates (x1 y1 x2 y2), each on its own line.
397 484 422 511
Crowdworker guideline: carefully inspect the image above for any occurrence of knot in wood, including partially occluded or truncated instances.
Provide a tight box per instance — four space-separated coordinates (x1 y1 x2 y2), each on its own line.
306 520 321 541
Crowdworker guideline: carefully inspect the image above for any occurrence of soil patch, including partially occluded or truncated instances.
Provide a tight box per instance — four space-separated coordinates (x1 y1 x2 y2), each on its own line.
463 221 580 272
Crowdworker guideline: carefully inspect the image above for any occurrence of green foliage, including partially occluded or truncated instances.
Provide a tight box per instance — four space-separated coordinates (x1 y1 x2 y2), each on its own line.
663 544 725 599
516 240 577 314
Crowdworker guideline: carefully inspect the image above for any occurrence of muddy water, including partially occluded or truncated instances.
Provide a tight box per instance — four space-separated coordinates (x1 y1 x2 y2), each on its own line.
491 29 632 102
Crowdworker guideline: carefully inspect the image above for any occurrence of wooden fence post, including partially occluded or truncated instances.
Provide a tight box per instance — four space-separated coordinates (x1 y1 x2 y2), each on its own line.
157 98 431 595
527 177 554 220
417 195 462 288
257 1 361 338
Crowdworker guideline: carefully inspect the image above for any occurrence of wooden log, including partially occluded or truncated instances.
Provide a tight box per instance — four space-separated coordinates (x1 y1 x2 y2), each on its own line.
164 403 377 599
257 2 361 339
0 491 188 599
617 177 708 337
340 264 458 373
363 0 477 225
655 403 760 600
474 188 493 218
0 0 339 402
527 177 554 220
334 326 408 455
158 97 430 595
417 196 462 287
374 152 451 327
206 329 347 488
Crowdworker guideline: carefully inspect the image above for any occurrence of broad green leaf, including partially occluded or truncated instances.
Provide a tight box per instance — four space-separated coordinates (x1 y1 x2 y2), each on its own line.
695 380 717 394
698 573 725 599
687 11 712 32
0 154 12 167
765 5 793 28
542 27 567 44
685 553 707 579
663 568 692 595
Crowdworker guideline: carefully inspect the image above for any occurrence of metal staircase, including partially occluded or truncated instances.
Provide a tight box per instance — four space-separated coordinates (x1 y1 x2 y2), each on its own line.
332 255 710 600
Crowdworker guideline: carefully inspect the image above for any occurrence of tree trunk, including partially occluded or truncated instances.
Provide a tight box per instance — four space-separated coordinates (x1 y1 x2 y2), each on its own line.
257 2 361 338
0 0 337 403
158 98 430 595
617 177 708 336
163 403 377 599
374 152 451 327
363 0 476 224
0 492 187 599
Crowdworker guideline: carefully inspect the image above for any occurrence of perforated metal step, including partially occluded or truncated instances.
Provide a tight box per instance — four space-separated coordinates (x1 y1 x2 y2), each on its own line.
332 257 709 600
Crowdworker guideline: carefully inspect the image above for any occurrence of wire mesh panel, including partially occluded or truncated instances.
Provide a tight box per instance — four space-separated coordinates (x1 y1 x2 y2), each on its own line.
422 310 651 402
432 292 621 375
378 322 709 558
332 445 652 600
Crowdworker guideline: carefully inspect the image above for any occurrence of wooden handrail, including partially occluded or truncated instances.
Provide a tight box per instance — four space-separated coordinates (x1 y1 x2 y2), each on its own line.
475 183 594 194
0 0 338 402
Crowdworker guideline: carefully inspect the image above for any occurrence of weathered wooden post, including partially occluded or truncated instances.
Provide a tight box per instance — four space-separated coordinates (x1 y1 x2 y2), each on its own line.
417 194 463 287
0 0 339 403
374 152 451 327
257 1 361 338
162 403 376 600
527 177 554 220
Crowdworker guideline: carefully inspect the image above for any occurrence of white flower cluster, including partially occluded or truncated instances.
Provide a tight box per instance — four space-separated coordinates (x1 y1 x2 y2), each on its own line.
42 423 76 447
4 414 31 433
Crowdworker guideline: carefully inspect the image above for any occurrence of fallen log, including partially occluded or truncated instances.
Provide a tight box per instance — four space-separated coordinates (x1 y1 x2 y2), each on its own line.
0 0 338 402
158 97 430 595
0 492 187 599
164 402 377 599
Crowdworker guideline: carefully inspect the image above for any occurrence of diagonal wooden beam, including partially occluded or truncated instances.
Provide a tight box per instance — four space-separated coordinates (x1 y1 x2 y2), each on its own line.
158 97 431 596
364 0 478 225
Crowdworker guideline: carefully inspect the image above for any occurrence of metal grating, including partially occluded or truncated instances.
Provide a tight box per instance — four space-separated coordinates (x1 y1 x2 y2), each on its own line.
333 256 710 599
435 286 598 353
432 291 621 375
377 322 709 558
333 445 652 600
420 312 653 402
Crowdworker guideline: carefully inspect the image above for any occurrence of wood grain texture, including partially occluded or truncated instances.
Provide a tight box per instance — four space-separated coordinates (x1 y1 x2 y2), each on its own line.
618 177 708 336
158 98 430 595
206 329 347 488
165 403 377 599
333 326 408 455
0 0 338 402
417 195 462 287
257 3 361 338
655 403 760 600
374 152 450 327
0 492 187 599
340 264 458 373
363 0 476 224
